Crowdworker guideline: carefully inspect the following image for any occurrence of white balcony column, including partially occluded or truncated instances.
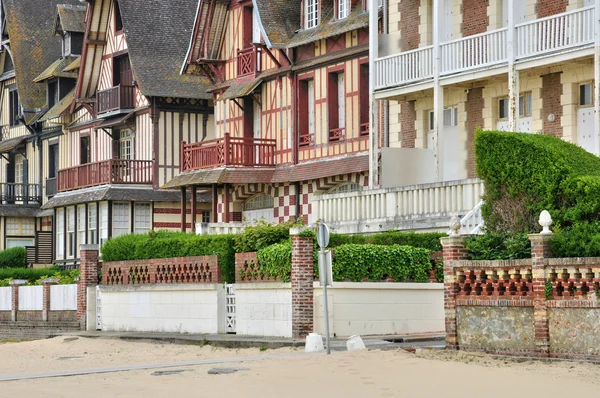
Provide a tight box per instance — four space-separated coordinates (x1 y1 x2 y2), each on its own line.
507 0 519 131
432 0 444 181
595 0 600 155
368 0 379 188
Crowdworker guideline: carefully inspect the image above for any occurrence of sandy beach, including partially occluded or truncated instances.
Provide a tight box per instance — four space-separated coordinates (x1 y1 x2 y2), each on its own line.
1 337 599 397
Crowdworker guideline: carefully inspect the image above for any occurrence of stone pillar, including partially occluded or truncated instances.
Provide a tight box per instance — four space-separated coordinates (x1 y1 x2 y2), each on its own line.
41 278 59 322
9 279 27 322
78 245 99 329
440 236 468 350
290 227 314 339
529 233 552 357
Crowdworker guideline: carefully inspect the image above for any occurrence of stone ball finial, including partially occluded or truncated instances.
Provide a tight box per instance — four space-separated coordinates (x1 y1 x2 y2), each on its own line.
449 216 461 236
539 210 553 234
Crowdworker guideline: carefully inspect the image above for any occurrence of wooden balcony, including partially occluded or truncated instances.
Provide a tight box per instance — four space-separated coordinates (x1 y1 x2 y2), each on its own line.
96 84 135 115
181 133 276 172
375 6 595 91
57 159 153 192
237 47 261 77
0 183 41 205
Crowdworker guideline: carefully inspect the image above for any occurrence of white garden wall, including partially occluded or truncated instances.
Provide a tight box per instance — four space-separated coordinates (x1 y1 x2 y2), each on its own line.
50 284 78 311
18 286 43 311
235 283 292 338
99 284 224 334
313 282 445 337
0 287 11 311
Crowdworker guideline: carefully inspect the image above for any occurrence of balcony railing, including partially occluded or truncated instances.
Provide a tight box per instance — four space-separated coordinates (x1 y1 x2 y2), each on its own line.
181 133 276 172
374 6 595 90
237 47 261 77
0 183 41 205
57 159 153 192
96 84 135 115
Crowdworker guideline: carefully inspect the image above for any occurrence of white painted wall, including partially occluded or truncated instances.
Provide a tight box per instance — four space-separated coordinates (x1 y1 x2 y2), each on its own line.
235 283 292 338
50 284 78 311
313 282 445 337
18 286 43 311
99 284 224 334
0 287 11 311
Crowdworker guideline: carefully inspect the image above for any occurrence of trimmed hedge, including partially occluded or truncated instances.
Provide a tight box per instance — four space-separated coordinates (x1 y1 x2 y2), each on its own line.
0 247 26 268
329 231 445 252
0 267 79 286
549 222 600 258
465 232 531 260
100 231 236 283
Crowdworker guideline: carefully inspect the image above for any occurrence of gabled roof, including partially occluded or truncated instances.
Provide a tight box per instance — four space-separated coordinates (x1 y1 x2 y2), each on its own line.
39 88 75 122
55 4 86 34
117 0 212 99
33 56 79 82
254 0 300 48
3 0 82 124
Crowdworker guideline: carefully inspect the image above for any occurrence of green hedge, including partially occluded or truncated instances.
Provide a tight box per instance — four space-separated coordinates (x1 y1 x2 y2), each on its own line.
0 267 79 286
465 232 531 260
549 223 600 258
100 231 236 283
0 247 26 268
234 221 296 253
329 231 445 252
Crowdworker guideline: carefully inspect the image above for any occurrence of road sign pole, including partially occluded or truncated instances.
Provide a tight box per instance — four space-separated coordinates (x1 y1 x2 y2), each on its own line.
317 223 332 355
323 276 331 355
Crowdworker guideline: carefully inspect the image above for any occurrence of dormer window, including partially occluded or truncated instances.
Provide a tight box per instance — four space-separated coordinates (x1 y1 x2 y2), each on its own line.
338 0 350 19
48 80 59 109
305 0 319 29
62 32 84 57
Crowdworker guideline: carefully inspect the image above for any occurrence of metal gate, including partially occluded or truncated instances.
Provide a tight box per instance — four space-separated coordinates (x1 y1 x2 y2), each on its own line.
95 285 102 330
226 284 236 333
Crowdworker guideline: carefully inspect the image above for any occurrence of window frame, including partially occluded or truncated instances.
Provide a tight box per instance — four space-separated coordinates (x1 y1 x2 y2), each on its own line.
67 206 75 259
133 202 152 235
519 92 533 117
8 88 20 127
338 0 350 19
88 203 98 245
579 83 593 107
305 0 319 29
326 183 362 195
119 129 133 160
243 194 274 211
112 202 130 238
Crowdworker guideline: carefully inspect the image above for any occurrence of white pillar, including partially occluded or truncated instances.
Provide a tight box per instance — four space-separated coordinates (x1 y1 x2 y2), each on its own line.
368 0 379 188
595 0 600 155
507 0 519 131
433 0 444 181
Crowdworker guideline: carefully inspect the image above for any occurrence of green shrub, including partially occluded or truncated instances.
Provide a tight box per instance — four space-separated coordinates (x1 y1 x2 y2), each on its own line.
0 267 78 286
464 232 531 260
475 129 600 233
256 241 293 282
549 222 600 258
101 231 236 283
332 244 431 282
329 231 445 252
0 247 26 268
234 220 296 253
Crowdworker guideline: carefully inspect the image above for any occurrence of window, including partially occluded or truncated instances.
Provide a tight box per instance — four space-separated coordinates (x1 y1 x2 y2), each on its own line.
119 129 133 160
48 80 59 109
299 79 315 146
134 203 151 234
14 154 24 199
88 203 97 245
202 211 211 223
80 136 90 165
580 83 592 106
6 217 34 236
338 0 350 19
77 205 86 256
498 98 509 120
519 92 532 117
243 194 274 211
305 0 319 29
67 207 75 258
328 71 345 141
99 202 109 246
113 202 130 238
115 0 123 32
327 183 361 194
359 64 369 135
443 107 458 127
57 208 65 259
6 238 34 249
9 89 19 126
48 143 59 178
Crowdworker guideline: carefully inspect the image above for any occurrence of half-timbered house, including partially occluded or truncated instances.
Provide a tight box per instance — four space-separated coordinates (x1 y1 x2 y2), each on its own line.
41 0 216 267
168 0 371 227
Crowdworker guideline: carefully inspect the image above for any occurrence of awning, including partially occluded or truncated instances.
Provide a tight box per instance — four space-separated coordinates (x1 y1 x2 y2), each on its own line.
222 78 262 100
39 88 75 122
0 136 26 154
97 110 137 129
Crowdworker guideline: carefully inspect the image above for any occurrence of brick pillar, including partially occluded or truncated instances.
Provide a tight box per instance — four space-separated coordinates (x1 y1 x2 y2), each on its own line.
9 279 27 322
290 227 314 339
440 236 468 350
78 245 99 329
529 233 552 357
41 278 59 322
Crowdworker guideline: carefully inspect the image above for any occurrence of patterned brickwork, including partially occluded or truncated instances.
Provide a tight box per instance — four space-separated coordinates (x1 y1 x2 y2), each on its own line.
235 252 280 283
291 231 314 339
462 0 489 36
536 0 568 18
440 236 468 350
399 0 420 50
400 101 417 148
466 87 483 178
541 73 563 138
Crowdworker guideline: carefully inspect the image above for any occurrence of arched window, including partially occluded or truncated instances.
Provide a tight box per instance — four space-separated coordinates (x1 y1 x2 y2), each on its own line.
243 194 274 211
326 183 361 195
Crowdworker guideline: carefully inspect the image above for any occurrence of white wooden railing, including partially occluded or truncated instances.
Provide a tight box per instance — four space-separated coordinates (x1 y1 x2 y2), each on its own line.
459 200 484 235
196 222 246 236
441 28 508 74
314 179 484 224
516 6 594 59
375 46 434 89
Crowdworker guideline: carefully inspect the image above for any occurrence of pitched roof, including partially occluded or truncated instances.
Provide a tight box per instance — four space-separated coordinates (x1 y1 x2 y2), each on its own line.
39 88 75 122
3 0 82 124
118 0 212 99
254 0 301 48
56 4 86 34
33 56 79 82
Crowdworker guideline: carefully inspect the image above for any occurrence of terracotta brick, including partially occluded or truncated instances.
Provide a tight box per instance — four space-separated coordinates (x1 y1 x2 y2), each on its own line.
536 0 568 18
542 73 563 138
462 0 489 37
466 88 483 178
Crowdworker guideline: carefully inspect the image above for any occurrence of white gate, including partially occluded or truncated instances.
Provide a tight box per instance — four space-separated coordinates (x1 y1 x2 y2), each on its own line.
578 107 596 154
96 285 102 330
226 284 236 333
